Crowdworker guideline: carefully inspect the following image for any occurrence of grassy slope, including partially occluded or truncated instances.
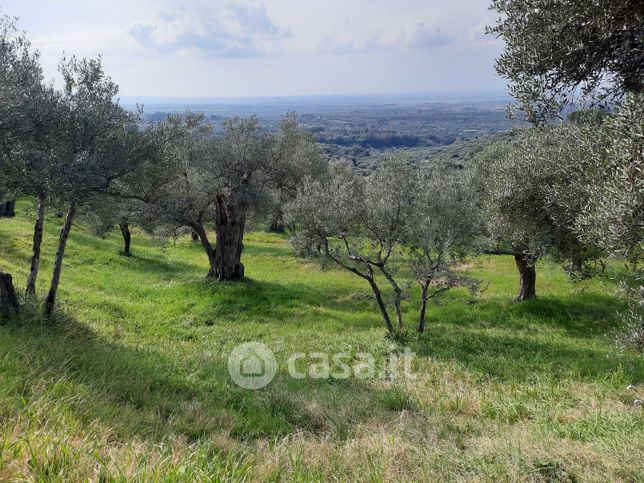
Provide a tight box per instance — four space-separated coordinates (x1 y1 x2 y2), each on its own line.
0 199 642 481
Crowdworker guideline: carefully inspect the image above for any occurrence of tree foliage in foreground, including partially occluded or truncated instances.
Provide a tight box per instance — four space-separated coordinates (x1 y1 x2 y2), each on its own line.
488 0 644 123
0 19 146 314
489 0 643 349
0 13 57 293
574 94 643 353
42 57 143 315
575 93 644 262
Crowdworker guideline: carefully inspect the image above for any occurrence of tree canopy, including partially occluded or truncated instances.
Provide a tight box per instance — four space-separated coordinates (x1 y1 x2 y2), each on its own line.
488 0 644 123
286 156 480 333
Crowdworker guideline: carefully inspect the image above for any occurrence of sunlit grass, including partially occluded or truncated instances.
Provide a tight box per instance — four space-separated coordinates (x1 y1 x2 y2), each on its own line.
0 199 642 481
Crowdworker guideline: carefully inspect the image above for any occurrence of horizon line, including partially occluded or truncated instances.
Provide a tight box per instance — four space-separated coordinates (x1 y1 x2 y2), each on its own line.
117 89 511 104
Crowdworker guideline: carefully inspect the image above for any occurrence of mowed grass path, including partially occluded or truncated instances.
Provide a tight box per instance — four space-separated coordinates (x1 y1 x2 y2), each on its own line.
0 199 642 481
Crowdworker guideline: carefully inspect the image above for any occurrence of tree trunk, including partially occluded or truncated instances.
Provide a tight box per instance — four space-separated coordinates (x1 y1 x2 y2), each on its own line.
379 267 404 329
514 255 536 301
368 278 394 333
191 230 199 242
26 197 46 296
0 199 15 217
569 255 583 274
393 293 403 329
268 208 286 233
0 199 16 217
119 222 132 257
191 222 217 278
44 204 76 317
417 283 429 333
0 272 19 313
214 193 245 281
4 199 15 217
268 220 286 233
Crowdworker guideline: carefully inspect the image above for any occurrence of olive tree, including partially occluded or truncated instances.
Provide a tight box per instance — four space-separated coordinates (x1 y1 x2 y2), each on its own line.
129 114 324 280
82 195 142 257
127 113 221 275
575 94 644 352
411 167 481 333
285 160 403 333
205 116 268 280
575 93 643 261
487 0 642 258
486 0 642 345
264 116 327 233
19 87 63 295
488 0 643 124
286 156 480 333
43 56 141 316
0 14 64 295
471 125 601 300
206 115 324 280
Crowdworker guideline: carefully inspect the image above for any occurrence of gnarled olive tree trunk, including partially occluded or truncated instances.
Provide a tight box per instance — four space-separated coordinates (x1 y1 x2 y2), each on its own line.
44 203 76 317
367 278 395 334
214 193 245 281
514 255 536 301
26 197 46 296
190 222 217 278
484 250 537 302
5 200 15 217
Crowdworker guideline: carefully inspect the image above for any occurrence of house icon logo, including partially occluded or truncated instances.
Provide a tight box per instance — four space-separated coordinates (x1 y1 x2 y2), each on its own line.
228 342 277 389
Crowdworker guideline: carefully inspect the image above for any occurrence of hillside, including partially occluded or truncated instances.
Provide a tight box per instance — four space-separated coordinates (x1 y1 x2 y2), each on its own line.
0 200 643 481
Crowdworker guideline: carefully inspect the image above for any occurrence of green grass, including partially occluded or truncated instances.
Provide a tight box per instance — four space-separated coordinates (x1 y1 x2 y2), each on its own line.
0 198 642 481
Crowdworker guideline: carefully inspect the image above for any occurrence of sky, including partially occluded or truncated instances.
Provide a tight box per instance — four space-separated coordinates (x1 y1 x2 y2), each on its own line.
2 0 506 98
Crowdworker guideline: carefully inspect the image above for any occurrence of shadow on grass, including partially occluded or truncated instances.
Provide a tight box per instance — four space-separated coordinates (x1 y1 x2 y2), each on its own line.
66 230 204 276
411 294 642 382
0 312 407 445
0 237 31 265
104 265 640 386
431 292 627 337
1 287 641 454
177 276 381 330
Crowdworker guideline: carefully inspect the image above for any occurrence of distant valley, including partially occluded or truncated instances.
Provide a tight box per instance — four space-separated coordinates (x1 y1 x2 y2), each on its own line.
121 92 521 172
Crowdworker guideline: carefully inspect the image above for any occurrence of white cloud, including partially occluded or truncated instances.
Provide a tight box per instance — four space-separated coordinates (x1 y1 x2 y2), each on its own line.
129 2 289 57
398 23 452 48
373 22 453 52
126 1 457 58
